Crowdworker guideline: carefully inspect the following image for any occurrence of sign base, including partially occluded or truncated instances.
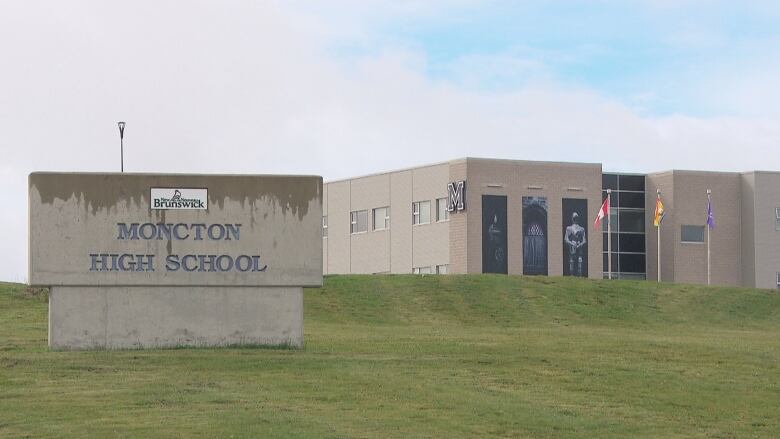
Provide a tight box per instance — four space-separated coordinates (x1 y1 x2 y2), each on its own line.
48 286 303 350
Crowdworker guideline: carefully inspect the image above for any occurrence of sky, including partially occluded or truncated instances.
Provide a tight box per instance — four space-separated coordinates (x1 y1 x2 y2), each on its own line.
2 0 780 281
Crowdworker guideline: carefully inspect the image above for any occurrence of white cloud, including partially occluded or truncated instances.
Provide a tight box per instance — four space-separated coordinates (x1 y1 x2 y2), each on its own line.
0 1 779 281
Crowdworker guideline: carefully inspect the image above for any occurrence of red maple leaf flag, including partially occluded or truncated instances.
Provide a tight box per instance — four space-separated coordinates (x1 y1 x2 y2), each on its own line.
594 195 609 230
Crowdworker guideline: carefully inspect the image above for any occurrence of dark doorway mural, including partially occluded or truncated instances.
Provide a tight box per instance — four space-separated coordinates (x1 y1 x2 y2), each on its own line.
562 198 588 277
482 195 507 274
522 196 548 275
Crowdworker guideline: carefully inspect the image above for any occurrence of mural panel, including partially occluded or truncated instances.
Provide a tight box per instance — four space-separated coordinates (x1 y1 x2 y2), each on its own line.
562 198 588 277
522 196 548 275
481 195 508 274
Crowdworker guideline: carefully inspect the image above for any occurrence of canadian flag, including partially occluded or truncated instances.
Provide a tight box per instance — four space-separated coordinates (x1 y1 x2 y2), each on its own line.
593 196 609 230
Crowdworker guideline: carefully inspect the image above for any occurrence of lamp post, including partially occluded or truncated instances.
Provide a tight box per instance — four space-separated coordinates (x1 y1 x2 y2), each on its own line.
606 189 612 280
707 189 711 286
118 121 126 172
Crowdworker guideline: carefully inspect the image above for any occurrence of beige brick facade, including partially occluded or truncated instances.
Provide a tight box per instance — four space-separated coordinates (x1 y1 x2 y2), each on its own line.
324 162 450 274
448 160 468 274
741 172 780 289
461 158 602 278
647 171 742 286
324 158 780 289
645 172 675 282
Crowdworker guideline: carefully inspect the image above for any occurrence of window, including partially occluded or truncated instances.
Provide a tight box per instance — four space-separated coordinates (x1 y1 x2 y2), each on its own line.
413 266 432 275
436 198 449 222
602 233 619 251
322 216 328 238
603 173 647 279
350 210 368 234
436 264 448 274
412 201 431 225
618 254 646 273
601 207 618 232
602 253 618 273
681 225 705 243
776 208 780 230
616 192 645 209
618 210 645 232
602 174 618 191
617 175 645 192
619 233 646 253
373 207 390 231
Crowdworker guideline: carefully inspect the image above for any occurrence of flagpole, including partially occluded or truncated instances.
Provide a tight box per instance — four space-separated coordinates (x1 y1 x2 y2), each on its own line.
707 189 711 286
657 189 661 283
607 189 612 280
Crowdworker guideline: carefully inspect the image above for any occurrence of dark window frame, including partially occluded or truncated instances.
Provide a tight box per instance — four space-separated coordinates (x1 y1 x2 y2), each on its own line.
681 225 705 243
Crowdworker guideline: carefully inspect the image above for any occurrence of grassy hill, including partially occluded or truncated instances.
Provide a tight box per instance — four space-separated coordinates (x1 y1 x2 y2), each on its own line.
1 276 779 438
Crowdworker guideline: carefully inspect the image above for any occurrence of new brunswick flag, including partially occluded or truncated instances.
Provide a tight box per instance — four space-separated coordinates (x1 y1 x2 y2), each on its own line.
653 194 665 227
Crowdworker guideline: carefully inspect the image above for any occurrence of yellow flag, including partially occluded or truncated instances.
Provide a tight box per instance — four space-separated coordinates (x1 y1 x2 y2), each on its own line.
653 195 665 227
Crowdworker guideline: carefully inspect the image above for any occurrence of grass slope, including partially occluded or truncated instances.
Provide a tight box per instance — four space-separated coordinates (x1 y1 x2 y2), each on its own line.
1 276 779 438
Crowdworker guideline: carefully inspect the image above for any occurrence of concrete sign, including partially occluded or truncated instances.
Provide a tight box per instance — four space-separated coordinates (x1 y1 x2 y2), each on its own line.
29 173 322 349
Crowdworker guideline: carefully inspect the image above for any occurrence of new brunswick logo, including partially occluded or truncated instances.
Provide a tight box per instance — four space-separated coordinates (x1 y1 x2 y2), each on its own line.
150 188 207 210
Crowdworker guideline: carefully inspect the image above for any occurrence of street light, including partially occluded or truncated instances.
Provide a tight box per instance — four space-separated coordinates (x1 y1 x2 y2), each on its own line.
117 121 126 172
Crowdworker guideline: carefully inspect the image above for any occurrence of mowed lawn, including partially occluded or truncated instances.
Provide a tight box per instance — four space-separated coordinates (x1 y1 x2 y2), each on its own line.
1 276 779 438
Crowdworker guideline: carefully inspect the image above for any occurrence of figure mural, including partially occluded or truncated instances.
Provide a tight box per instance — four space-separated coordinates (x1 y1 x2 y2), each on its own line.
481 195 508 274
562 198 588 277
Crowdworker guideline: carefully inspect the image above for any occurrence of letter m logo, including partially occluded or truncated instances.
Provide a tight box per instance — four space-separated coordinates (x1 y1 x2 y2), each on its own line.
447 181 466 212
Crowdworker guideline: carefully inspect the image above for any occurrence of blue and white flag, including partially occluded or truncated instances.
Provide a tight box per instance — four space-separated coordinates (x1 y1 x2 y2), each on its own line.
706 193 715 229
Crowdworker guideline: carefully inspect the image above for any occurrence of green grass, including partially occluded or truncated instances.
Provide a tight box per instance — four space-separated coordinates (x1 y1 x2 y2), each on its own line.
1 275 779 438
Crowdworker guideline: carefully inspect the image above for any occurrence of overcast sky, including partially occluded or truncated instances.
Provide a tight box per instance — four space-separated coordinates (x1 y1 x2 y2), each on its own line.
2 1 780 281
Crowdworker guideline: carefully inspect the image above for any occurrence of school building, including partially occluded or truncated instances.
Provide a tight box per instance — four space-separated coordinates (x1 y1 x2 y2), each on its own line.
321 158 780 289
